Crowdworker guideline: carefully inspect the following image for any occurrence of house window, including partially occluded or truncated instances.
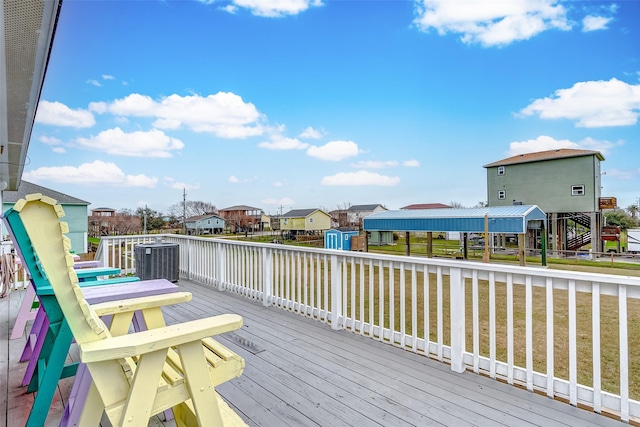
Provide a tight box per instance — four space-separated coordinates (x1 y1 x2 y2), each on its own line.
283 219 288 225
497 166 505 176
498 190 506 200
571 185 585 196
309 218 314 223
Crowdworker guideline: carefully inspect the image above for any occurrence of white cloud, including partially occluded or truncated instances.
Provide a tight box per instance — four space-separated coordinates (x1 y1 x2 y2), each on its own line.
164 179 200 190
35 101 95 128
52 147 66 154
307 140 359 161
97 92 264 138
23 160 158 188
87 79 101 87
273 181 283 187
321 171 400 186
403 159 421 167
221 5 238 14
506 135 621 156
214 0 323 17
228 175 252 183
76 127 184 158
102 74 115 80
413 0 571 47
39 136 63 146
582 15 612 32
262 197 295 206
519 78 640 127
299 126 324 139
258 135 309 150
604 169 640 180
350 160 399 169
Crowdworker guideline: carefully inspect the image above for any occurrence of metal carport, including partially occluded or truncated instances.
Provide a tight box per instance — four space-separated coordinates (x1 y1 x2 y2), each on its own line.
363 205 547 265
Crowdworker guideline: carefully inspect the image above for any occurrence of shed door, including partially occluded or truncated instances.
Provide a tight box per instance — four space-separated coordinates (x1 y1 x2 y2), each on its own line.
327 233 338 249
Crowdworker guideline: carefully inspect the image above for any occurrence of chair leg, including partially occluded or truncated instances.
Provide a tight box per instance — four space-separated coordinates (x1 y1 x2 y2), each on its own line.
59 363 92 427
179 340 223 425
10 285 37 340
20 307 46 362
77 381 105 427
23 314 50 387
26 321 74 427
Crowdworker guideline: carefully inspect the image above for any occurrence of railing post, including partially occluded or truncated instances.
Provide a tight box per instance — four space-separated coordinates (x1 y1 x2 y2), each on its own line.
262 247 272 306
216 241 226 291
450 267 465 373
100 239 109 268
330 254 343 330
186 238 192 281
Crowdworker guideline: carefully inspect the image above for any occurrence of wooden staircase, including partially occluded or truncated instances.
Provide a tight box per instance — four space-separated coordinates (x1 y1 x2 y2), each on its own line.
564 212 592 251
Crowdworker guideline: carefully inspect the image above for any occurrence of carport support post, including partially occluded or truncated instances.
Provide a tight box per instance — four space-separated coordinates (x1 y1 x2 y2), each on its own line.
541 226 547 267
483 214 489 263
518 233 526 266
405 232 411 256
463 233 468 259
427 232 433 258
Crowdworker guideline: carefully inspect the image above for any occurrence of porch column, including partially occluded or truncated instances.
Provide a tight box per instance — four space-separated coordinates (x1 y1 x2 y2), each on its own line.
426 232 433 258
590 211 600 254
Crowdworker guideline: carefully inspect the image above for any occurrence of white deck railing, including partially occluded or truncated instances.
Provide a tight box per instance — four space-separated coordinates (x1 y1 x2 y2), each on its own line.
96 234 640 422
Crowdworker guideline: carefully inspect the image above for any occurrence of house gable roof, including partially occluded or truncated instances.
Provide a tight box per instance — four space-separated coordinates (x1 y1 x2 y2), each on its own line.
348 204 385 212
219 205 261 212
401 203 452 210
484 149 604 168
3 181 89 205
185 214 224 222
281 208 322 218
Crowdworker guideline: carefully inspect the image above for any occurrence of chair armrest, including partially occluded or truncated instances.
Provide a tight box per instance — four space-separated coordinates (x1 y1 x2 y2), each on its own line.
91 292 192 316
79 314 243 363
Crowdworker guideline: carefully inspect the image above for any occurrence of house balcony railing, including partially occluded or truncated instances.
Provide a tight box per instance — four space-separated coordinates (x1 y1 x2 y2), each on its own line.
95 234 640 423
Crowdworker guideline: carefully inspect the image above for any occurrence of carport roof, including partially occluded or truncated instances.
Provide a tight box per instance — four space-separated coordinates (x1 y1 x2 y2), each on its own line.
363 205 546 234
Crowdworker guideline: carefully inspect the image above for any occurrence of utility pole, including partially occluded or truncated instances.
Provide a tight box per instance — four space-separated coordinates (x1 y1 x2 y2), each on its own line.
143 204 147 234
182 188 187 235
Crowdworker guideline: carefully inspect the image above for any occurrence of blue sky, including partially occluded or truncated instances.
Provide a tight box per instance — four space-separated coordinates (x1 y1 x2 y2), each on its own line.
27 0 640 215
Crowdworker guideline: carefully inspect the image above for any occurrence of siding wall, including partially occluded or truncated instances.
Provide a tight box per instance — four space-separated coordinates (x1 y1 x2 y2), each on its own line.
486 155 600 212
2 203 88 253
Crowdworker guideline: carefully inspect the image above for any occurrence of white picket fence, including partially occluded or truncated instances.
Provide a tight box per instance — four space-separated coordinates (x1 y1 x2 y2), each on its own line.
96 234 640 422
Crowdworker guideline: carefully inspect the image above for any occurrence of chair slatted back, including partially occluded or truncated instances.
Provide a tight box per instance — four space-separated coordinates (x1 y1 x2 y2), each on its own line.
5 194 106 343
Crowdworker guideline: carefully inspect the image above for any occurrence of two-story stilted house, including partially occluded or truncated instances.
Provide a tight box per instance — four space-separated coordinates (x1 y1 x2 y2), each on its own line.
484 148 606 253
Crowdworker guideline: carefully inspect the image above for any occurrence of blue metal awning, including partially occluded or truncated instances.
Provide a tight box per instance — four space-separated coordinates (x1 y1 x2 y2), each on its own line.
363 205 546 234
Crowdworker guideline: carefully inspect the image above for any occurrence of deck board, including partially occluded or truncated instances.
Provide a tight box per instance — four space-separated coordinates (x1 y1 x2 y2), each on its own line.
1 279 630 426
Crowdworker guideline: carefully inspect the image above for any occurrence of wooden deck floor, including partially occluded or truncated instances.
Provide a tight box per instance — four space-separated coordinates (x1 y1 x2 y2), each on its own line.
1 279 629 426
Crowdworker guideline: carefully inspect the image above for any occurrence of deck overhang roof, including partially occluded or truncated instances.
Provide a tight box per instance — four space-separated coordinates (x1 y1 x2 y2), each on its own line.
363 205 547 234
1 0 62 190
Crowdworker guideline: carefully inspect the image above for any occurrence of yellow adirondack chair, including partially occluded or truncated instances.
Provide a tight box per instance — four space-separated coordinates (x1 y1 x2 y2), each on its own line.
13 194 246 427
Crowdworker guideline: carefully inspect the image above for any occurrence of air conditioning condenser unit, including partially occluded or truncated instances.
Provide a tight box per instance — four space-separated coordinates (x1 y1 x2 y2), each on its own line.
135 243 179 282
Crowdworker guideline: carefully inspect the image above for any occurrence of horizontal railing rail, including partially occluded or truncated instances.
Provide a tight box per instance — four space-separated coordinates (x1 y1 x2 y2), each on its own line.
97 234 640 422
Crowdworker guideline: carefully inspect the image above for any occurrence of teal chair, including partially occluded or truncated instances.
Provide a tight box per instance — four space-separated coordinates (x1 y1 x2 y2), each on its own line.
3 195 186 426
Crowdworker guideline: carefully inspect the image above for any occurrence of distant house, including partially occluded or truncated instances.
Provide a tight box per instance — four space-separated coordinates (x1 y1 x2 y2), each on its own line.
184 214 225 235
401 203 452 210
330 204 387 229
280 208 331 236
484 148 605 252
88 207 141 237
2 181 90 254
218 205 266 232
